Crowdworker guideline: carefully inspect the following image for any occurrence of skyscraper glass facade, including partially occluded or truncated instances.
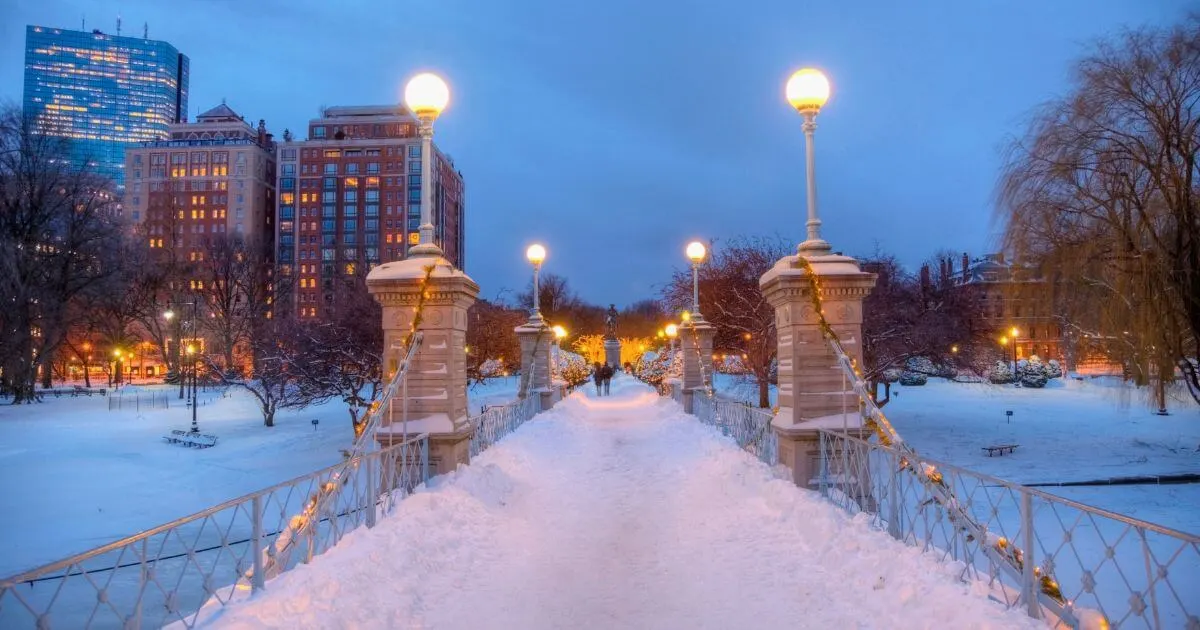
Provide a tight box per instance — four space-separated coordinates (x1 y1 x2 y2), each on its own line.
23 25 189 189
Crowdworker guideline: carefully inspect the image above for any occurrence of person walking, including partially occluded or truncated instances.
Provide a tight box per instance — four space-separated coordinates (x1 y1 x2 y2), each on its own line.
601 363 613 396
592 362 603 396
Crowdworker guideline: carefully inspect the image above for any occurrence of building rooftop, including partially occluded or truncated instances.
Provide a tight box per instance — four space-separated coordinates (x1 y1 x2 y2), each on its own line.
196 103 242 122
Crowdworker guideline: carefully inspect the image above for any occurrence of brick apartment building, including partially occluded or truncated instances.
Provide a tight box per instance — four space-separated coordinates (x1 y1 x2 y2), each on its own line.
275 105 465 320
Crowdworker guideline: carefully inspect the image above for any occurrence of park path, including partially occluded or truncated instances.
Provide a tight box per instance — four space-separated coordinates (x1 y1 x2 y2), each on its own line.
206 377 1038 629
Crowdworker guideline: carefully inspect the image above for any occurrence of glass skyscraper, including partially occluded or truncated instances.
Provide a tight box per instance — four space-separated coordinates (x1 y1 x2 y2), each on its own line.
23 25 189 189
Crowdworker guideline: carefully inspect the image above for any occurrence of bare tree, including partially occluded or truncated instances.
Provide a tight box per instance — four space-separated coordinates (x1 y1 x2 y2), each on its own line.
0 106 123 402
212 318 320 427
663 236 790 408
998 18 1200 408
196 233 272 374
466 298 526 380
860 249 990 405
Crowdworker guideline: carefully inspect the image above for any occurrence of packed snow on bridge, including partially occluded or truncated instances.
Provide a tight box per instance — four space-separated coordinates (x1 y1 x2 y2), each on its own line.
196 379 1041 629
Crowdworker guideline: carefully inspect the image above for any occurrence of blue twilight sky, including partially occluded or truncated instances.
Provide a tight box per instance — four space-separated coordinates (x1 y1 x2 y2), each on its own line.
0 0 1191 306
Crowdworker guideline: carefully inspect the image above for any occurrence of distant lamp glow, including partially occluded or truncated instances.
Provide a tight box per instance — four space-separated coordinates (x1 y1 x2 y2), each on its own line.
1010 327 1019 338
163 309 175 320
186 344 196 355
785 68 831 113
552 325 567 340
681 311 691 322
665 324 678 338
113 349 122 358
526 243 546 265
685 241 707 264
1000 336 1008 346
404 72 450 118
951 345 959 354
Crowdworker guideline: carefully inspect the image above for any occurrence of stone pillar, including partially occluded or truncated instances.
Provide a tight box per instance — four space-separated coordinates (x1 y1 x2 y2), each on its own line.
760 252 876 489
367 255 478 476
679 318 714 413
603 337 621 370
516 318 555 411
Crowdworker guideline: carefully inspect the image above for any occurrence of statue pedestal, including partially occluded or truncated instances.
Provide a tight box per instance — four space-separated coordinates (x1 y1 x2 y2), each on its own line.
603 338 621 369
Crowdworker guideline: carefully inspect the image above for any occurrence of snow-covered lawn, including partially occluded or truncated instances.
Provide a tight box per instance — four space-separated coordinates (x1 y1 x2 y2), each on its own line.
712 372 1200 534
198 377 1040 629
0 380 519 577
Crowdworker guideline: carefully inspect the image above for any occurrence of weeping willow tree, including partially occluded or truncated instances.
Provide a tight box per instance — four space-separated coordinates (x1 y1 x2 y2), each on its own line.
998 17 1200 411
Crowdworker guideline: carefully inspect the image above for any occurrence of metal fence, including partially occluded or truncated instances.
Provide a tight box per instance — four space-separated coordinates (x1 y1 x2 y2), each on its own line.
692 392 778 466
469 394 542 458
107 391 170 411
818 430 1200 629
0 432 430 629
0 334 429 630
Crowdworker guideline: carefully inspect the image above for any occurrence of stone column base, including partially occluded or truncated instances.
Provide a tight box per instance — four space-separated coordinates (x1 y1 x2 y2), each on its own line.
377 426 473 477
538 389 556 412
773 422 877 511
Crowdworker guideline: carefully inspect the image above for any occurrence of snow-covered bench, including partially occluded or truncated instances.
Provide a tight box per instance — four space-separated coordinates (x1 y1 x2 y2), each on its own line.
981 444 1019 457
163 429 218 449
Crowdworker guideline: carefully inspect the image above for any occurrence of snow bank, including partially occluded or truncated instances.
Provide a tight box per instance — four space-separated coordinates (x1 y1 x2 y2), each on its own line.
201 377 1040 629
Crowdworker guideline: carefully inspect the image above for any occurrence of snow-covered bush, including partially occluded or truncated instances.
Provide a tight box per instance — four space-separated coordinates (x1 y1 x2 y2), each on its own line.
987 361 1014 384
715 354 749 375
554 349 593 387
905 356 936 375
881 367 904 383
1046 359 1063 378
899 371 928 386
479 358 505 379
1020 370 1048 388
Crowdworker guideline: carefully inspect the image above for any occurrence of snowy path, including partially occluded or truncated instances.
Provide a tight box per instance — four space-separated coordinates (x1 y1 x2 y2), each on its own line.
204 378 1040 629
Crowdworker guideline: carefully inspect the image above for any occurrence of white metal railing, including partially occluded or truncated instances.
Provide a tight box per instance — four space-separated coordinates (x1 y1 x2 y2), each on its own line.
0 433 430 629
692 392 778 466
0 334 429 629
469 394 542 458
818 430 1200 629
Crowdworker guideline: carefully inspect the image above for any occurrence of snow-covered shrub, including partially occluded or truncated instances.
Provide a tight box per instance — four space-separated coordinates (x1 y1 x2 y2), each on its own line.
716 354 749 375
899 371 928 386
881 367 904 383
987 361 1014 384
1020 370 1048 388
905 356 936 375
554 349 593 387
1046 359 1063 379
479 358 505 379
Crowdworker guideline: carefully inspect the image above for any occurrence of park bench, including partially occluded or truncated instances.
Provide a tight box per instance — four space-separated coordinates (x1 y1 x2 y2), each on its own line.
163 429 218 449
982 444 1019 457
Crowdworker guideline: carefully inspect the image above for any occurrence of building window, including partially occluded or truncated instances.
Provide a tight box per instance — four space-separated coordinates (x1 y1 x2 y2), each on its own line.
345 177 358 188
367 162 379 174
409 160 421 174
409 145 421 158
323 177 336 189
408 174 421 187
323 150 340 158
344 190 358 203
322 191 336 203
366 204 379 217
324 163 337 175
282 149 297 160
282 164 295 176
366 190 380 202
313 127 326 138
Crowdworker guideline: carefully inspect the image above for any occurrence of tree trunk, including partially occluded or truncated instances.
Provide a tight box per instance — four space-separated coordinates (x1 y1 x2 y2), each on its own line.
757 377 770 409
263 406 275 427
40 363 52 389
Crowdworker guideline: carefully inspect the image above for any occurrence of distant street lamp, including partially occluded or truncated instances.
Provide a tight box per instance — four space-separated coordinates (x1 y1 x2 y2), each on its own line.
526 243 547 322
665 323 679 353
1009 327 1020 377
186 344 199 433
404 72 450 258
685 241 707 319
785 67 832 255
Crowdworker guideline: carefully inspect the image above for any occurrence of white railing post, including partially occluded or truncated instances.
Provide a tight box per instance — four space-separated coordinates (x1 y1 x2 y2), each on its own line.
365 456 377 529
251 495 264 593
1021 491 1040 619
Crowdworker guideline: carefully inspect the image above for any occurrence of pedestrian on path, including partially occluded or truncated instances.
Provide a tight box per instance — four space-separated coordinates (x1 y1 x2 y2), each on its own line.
592 362 603 396
601 363 613 396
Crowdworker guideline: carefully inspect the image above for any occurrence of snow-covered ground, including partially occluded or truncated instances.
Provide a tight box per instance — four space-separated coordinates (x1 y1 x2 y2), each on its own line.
0 380 519 577
712 372 1200 534
198 377 1040 629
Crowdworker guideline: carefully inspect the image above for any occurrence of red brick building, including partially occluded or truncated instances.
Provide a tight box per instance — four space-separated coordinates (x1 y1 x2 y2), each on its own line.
275 105 465 320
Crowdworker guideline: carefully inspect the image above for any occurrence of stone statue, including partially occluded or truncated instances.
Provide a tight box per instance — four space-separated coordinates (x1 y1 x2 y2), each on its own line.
604 304 619 340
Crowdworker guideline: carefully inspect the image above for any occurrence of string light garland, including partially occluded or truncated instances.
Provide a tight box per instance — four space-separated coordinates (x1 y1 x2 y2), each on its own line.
793 256 1068 608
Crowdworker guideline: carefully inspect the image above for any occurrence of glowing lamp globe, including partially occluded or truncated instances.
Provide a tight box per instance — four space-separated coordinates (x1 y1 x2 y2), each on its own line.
526 243 546 265
785 68 831 113
552 325 567 340
404 72 450 118
665 324 678 338
686 241 707 264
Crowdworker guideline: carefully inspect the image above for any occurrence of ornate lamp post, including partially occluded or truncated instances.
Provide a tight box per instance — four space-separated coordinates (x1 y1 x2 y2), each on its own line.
186 343 199 432
403 72 450 258
685 241 707 319
785 68 832 255
163 307 184 398
525 244 547 323
665 323 678 354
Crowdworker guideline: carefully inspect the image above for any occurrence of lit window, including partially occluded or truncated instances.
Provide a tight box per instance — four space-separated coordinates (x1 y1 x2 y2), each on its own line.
344 177 358 188
281 192 295 205
323 149 340 158
365 176 379 187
